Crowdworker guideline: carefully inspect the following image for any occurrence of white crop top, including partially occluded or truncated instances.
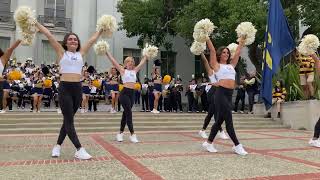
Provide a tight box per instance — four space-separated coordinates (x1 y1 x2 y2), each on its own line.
215 64 236 81
208 72 217 83
59 51 83 75
122 69 136 83
0 59 4 76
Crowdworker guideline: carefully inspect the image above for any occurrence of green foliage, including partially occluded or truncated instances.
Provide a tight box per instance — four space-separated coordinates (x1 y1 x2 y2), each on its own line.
273 63 305 101
297 0 320 37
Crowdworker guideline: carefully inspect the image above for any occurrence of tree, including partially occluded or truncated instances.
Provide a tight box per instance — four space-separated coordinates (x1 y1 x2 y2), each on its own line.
117 0 189 48
297 0 320 37
173 0 267 73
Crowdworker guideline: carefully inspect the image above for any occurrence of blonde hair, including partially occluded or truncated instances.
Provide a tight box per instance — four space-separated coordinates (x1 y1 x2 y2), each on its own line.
124 56 135 67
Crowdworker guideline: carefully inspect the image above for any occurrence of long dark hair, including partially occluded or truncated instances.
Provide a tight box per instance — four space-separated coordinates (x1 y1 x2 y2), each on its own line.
61 32 81 52
216 46 231 63
0 48 4 57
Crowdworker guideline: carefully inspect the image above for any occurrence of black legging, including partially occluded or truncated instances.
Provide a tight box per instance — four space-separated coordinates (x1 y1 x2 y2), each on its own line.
208 87 239 145
313 117 320 138
0 81 3 110
57 81 82 149
119 87 135 134
202 87 222 132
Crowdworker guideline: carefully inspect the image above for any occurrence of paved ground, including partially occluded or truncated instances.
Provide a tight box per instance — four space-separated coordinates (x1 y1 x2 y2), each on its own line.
1 129 320 180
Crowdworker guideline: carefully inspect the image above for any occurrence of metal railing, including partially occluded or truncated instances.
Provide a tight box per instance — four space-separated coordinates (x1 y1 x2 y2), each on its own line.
38 15 72 31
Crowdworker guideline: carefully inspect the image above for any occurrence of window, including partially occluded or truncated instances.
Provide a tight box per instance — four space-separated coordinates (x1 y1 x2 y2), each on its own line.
160 51 176 76
42 40 58 64
0 37 10 53
44 0 66 18
194 53 209 78
0 0 10 13
123 48 141 80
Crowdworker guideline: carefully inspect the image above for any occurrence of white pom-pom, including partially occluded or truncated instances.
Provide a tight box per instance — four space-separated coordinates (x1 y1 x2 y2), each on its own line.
194 18 216 35
235 22 257 45
190 41 206 55
227 43 238 58
14 6 37 33
297 34 320 56
193 30 209 43
142 44 159 60
94 40 110 56
21 32 35 46
96 15 118 38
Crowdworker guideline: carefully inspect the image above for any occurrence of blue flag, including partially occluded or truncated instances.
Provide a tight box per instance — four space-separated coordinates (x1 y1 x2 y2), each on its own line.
261 0 295 110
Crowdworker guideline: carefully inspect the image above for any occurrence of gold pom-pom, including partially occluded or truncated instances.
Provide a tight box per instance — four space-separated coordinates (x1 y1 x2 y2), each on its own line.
134 83 141 90
43 79 52 88
163 75 171 84
92 79 101 88
118 84 124 91
8 70 22 80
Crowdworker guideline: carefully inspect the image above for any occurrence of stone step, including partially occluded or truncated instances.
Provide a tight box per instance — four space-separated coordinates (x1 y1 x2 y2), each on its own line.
0 116 271 124
0 124 289 134
0 120 282 128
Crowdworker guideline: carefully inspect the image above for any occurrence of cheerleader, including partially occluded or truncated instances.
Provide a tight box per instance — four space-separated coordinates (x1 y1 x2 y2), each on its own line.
151 67 162 113
35 21 102 159
31 71 44 113
0 40 21 113
106 52 147 143
309 53 320 148
109 67 120 113
198 53 228 140
202 37 248 155
80 70 91 113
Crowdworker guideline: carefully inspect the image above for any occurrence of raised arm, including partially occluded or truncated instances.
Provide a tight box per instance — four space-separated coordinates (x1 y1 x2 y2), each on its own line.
1 40 21 65
134 56 147 72
80 31 102 56
200 53 214 76
206 39 219 72
35 22 64 59
106 51 124 75
230 37 245 67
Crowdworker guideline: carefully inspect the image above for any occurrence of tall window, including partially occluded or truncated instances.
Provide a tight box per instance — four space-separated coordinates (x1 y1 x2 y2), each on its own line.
42 40 58 64
0 37 10 53
123 48 141 81
44 0 66 18
194 54 209 78
0 0 10 13
160 51 176 76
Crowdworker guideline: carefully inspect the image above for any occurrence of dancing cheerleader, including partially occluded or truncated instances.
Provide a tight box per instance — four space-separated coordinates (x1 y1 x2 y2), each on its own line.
109 67 120 113
151 67 162 113
31 70 44 113
199 53 228 140
35 21 102 159
309 53 320 148
0 40 21 113
80 70 91 113
106 52 147 143
202 37 248 155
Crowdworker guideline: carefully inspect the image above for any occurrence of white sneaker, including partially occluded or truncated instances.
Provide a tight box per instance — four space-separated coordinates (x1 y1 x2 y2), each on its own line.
202 141 217 153
110 109 116 114
218 130 229 140
239 111 244 114
57 109 62 114
116 133 124 142
309 139 320 148
0 110 6 113
51 145 61 157
37 110 41 113
80 109 85 113
151 109 160 114
129 134 139 143
198 130 208 139
232 144 248 156
74 147 92 160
